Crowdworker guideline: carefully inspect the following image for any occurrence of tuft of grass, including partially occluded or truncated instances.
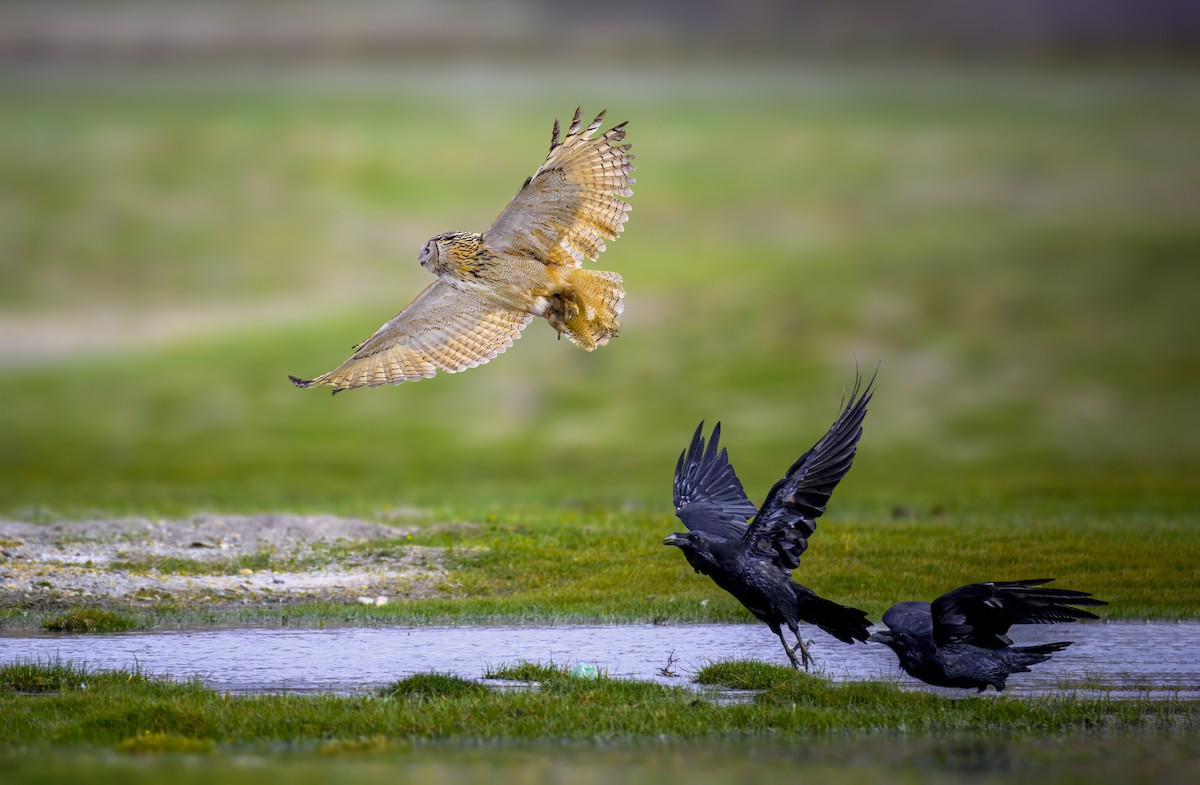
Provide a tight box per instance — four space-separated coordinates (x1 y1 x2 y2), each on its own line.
693 660 802 691
0 661 90 693
695 660 854 705
41 608 136 633
483 660 570 683
316 735 410 756
114 731 214 755
109 549 278 576
379 673 488 701
0 660 192 696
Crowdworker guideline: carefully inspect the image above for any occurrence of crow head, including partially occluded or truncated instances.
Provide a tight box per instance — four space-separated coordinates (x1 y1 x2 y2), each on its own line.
867 628 895 646
868 627 916 655
663 530 723 574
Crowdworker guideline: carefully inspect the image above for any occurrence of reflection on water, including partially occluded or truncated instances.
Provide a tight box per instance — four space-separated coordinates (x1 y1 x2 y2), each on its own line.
2 622 1197 698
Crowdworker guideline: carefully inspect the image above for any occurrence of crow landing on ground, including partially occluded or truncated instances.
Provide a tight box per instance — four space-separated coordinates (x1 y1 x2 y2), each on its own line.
664 376 875 670
868 578 1107 692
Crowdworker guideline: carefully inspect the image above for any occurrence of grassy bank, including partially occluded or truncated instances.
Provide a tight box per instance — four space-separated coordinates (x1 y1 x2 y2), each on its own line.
2 660 1194 744
0 500 1195 628
3 660 1197 785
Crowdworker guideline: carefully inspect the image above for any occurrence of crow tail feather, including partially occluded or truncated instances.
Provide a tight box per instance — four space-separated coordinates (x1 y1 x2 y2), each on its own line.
795 587 872 644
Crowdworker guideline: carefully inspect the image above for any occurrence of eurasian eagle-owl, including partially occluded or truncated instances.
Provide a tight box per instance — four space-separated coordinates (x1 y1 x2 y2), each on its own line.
290 107 634 393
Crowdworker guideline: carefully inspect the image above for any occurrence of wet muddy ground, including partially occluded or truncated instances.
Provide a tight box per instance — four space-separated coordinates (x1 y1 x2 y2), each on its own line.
0 514 451 606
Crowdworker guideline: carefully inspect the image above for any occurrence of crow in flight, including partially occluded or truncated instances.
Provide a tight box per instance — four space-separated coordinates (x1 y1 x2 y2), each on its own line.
664 376 874 670
868 578 1107 692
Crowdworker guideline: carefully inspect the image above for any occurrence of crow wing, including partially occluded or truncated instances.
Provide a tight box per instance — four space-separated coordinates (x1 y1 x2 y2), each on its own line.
673 421 758 539
743 373 874 570
881 601 935 639
930 578 1107 648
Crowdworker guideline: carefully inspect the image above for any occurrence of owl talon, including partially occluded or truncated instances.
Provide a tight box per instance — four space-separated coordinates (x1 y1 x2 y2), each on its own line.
545 292 580 340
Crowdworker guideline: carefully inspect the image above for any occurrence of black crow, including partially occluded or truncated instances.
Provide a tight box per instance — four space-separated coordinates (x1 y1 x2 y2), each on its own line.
868 578 1107 692
664 376 874 670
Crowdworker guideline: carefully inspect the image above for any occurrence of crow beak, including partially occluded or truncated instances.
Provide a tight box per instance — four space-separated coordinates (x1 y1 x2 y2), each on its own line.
867 630 894 644
663 534 686 547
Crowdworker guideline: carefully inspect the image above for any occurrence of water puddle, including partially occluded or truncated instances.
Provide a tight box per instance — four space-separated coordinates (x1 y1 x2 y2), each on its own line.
2 621 1197 699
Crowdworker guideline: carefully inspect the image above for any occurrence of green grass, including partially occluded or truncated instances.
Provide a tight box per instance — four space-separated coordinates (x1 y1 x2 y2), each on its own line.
4 502 1190 626
0 661 1196 784
0 661 198 695
0 661 1193 747
484 660 572 682
379 673 489 701
40 608 137 633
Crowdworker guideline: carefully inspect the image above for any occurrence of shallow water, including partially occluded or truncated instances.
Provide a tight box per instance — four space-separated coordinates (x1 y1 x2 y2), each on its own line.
2 621 1197 698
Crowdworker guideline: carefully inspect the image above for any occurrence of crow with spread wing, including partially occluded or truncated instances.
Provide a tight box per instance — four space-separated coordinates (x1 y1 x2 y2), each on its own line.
664 375 875 670
868 578 1107 691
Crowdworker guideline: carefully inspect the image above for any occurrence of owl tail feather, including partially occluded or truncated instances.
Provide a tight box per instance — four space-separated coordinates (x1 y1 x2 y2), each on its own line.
556 268 624 351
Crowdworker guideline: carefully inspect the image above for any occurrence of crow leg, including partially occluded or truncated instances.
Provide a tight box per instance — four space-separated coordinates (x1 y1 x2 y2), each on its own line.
786 621 815 670
776 626 813 671
775 629 802 669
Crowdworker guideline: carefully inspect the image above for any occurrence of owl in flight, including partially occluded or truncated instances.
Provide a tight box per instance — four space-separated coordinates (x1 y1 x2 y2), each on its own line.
290 107 635 393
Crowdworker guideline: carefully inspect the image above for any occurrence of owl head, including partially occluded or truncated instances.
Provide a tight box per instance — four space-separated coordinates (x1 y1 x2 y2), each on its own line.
419 231 482 276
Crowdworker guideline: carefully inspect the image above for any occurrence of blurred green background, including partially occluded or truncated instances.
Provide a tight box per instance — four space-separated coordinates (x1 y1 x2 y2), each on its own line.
1 0 1198 521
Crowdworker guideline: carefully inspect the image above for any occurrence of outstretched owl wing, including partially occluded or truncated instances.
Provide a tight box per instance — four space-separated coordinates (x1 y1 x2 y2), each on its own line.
289 281 533 393
483 107 635 268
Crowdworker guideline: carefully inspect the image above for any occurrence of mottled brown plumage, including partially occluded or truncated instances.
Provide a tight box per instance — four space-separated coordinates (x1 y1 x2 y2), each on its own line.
291 108 634 393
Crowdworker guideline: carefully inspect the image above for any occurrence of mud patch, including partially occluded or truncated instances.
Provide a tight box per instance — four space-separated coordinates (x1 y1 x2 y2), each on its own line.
0 514 454 608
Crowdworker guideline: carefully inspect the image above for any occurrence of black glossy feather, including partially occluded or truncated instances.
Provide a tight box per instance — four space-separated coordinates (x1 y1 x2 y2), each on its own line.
872 578 1107 691
672 421 757 539
745 372 874 570
882 601 935 638
931 578 1108 648
663 378 876 669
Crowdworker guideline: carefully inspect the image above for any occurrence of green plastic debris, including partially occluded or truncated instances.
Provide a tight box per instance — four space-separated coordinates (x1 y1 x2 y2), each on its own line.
569 663 599 679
